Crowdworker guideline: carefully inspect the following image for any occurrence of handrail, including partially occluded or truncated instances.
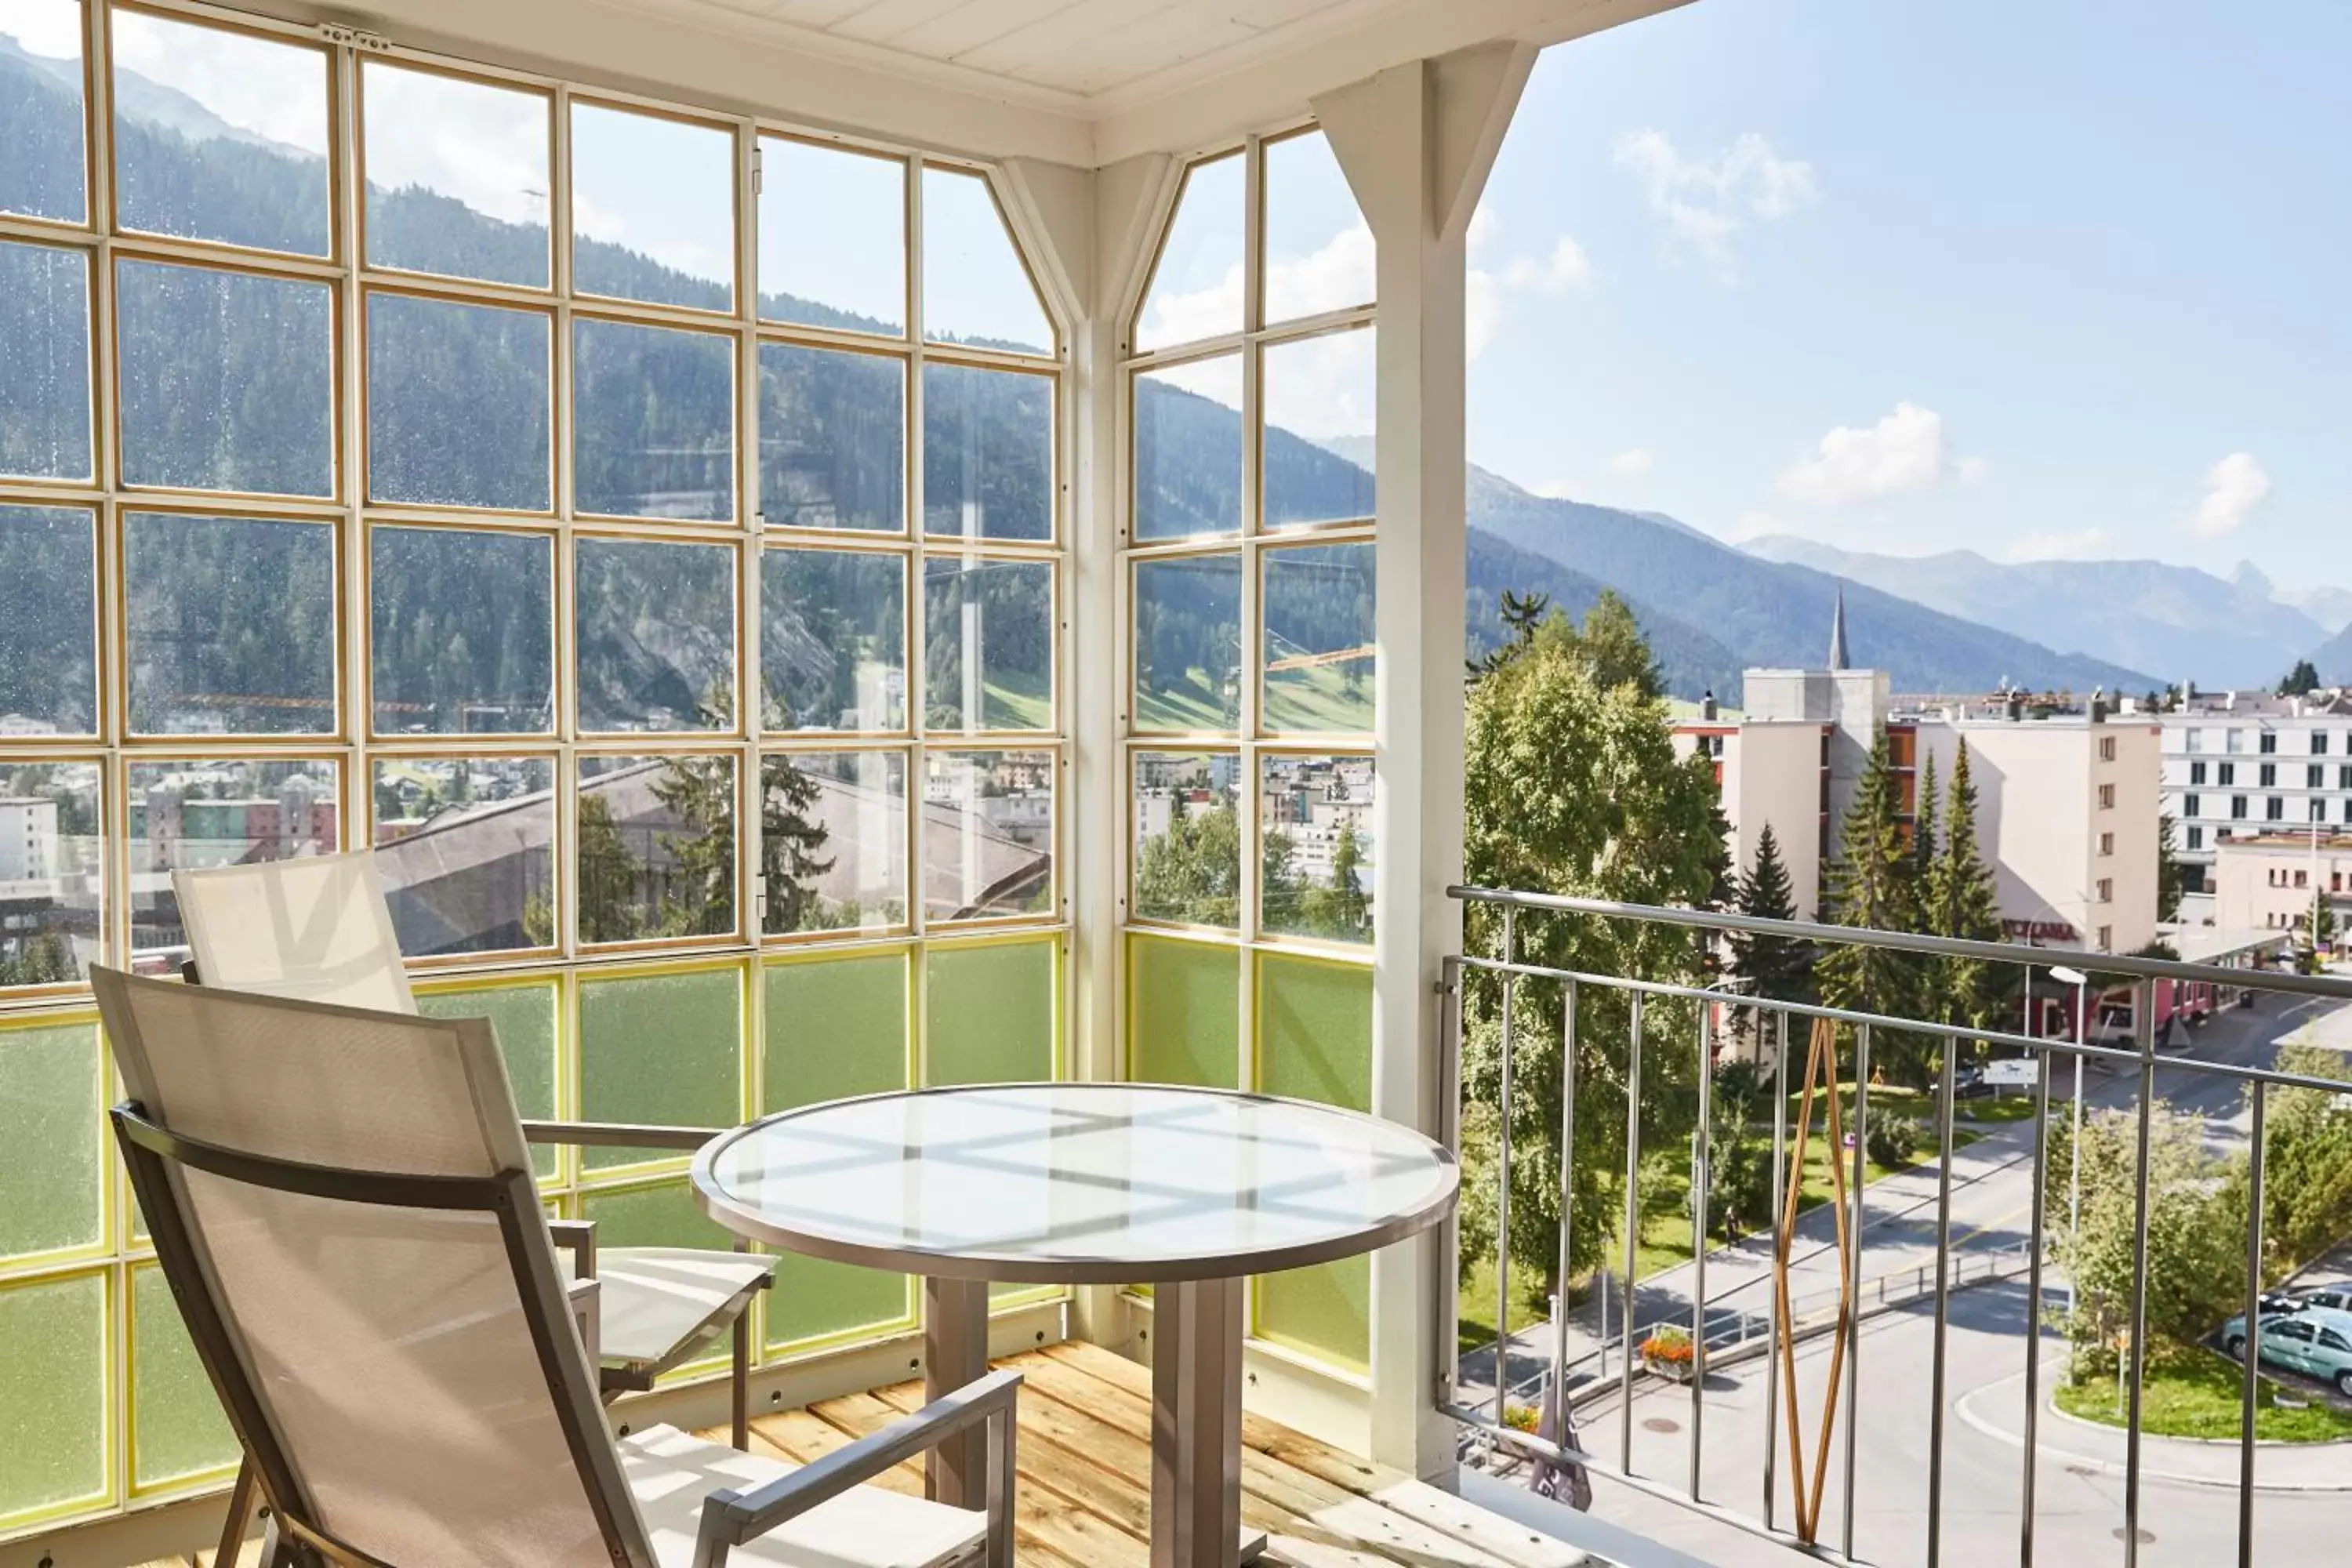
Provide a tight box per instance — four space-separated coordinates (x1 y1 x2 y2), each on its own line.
1448 884 2352 1000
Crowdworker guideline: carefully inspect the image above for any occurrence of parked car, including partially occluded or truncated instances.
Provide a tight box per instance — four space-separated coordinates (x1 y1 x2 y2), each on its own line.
2220 1306 2352 1396
2291 1285 2352 1314
1952 1065 1994 1100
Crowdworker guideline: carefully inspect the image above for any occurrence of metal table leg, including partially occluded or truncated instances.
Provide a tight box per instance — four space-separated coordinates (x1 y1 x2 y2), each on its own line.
1151 1276 1264 1568
925 1276 993 1507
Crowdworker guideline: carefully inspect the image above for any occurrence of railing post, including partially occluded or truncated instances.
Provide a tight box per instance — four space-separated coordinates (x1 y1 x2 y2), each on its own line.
2123 979 2157 1568
2239 1080 2267 1568
1927 1027 1958 1568
1495 910 1516 1424
1553 980 1579 1438
1690 998 1711 1501
1620 992 1645 1471
1435 956 1465 1412
1843 1022 1870 1559
1764 1006 1787 1532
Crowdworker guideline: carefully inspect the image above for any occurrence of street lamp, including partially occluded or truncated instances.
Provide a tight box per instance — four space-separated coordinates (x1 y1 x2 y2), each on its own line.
2049 963 2091 1319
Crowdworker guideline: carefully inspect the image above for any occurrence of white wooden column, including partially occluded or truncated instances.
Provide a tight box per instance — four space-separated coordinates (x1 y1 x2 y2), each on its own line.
1000 151 1172 1350
1316 42 1534 1480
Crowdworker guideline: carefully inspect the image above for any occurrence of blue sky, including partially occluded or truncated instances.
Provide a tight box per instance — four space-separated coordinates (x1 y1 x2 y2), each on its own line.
1466 0 2352 583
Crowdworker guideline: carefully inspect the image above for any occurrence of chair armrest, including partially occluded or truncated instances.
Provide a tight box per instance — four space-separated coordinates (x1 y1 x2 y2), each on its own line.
567 1277 602 1366
690 1369 1022 1568
520 1119 725 1152
549 1218 597 1279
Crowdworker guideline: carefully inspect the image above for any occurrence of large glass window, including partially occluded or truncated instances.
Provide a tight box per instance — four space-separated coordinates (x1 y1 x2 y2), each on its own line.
1121 129 1374 1376
0 6 1066 1535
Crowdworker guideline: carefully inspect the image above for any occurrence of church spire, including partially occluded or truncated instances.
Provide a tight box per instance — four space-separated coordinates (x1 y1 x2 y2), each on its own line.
1828 586 1850 670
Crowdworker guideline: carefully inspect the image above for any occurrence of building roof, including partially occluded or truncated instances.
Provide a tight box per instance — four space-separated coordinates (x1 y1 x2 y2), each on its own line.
2212 831 2352 854
2168 926 2295 964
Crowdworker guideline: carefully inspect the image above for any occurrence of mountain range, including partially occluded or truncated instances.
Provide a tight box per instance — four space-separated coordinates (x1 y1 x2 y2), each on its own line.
1740 535 2349 692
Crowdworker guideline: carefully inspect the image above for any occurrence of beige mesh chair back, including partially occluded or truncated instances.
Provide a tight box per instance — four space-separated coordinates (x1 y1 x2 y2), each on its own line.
96 964 639 1566
95 966 1018 1568
172 849 416 1011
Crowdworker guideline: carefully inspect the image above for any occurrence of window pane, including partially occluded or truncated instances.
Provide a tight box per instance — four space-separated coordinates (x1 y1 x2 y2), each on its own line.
1261 543 1374 732
923 362 1051 542
1263 326 1375 525
573 318 735 521
129 1263 236 1490
111 11 329 256
757 343 903 532
571 102 734 311
0 0 85 222
1134 357 1240 540
1264 129 1371 325
125 512 336 735
0 764 100 989
920 165 1050 354
925 937 1054 1083
579 966 740 1167
922 556 1052 732
366 293 551 511
372 757 556 954
370 524 554 734
1127 934 1238 1088
1259 753 1374 944
416 980 559 1177
1132 552 1239 731
1136 151 1241 353
575 537 736 732
760 751 906 935
578 1178 734 1250
758 137 903 335
1131 751 1240 928
922 751 1052 922
0 1018 101 1252
0 505 97 734
117 260 334 497
0 1272 107 1523
576 753 736 942
127 759 339 969
760 548 903 731
0 239 91 481
361 60 550 288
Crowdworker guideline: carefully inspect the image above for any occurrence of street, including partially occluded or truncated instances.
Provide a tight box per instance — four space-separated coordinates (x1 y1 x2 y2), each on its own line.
1459 989 2352 1566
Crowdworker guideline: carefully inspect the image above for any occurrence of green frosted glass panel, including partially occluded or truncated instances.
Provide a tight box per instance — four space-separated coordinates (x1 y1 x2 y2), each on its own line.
1255 953 1370 1112
130 1264 234 1490
1254 1256 1369 1376
761 953 912 1345
419 982 561 1178
1127 935 1238 1089
763 954 909 1112
1252 954 1372 1374
581 968 742 1170
579 1179 734 1252
924 940 1054 1087
0 1020 103 1259
765 1254 911 1352
0 1272 107 1522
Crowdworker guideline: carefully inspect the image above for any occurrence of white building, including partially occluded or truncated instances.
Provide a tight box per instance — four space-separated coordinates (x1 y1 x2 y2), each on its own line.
2158 688 2352 924
0 797 60 884
2211 830 2352 941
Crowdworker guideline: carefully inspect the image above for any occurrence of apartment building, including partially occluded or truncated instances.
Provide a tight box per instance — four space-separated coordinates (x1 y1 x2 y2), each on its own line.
2160 688 2352 924
2211 830 2352 938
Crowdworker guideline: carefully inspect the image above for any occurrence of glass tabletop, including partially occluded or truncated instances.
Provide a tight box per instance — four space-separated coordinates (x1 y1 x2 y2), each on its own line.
691 1083 1460 1283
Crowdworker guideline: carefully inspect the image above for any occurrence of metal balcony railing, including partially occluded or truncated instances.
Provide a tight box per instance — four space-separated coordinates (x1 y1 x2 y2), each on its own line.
1432 886 2352 1568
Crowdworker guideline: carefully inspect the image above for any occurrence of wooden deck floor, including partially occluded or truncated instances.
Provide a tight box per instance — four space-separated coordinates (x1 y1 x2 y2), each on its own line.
732 1341 1583 1568
165 1340 1581 1568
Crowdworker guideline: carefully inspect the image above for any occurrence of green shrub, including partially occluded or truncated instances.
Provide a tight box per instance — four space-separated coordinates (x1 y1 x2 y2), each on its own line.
1863 1109 1921 1169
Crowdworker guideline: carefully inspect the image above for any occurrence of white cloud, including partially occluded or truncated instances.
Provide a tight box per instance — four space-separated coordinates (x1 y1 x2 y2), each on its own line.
1468 201 1501 252
1138 220 1375 353
2006 528 2113 562
111 9 329 157
1532 478 1578 500
1608 448 1655 477
3 2 82 58
1614 129 1819 281
2190 452 2273 538
1501 237 1592 295
1777 401 1955 506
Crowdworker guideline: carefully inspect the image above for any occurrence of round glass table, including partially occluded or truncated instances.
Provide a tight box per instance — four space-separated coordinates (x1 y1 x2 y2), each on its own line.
691 1082 1459 1568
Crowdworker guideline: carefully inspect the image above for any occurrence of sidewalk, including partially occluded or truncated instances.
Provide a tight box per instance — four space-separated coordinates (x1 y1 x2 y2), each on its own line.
1463 1118 2043 1405
1954 1358 2352 1494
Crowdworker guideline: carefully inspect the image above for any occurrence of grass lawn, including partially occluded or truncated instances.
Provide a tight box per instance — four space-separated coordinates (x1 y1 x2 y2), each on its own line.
980 669 1053 731
1134 667 1232 731
1455 1126 1982 1349
1264 659 1374 732
2054 1352 2352 1443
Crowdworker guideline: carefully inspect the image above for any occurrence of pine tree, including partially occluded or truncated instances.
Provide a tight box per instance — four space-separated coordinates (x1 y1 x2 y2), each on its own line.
1818 729 1926 1073
1924 739 2004 1029
1911 750 1940 884
1730 822 1814 1003
2155 811 2187 924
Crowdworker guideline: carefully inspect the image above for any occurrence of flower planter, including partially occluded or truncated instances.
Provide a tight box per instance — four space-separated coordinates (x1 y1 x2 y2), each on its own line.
1642 1352 1696 1384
